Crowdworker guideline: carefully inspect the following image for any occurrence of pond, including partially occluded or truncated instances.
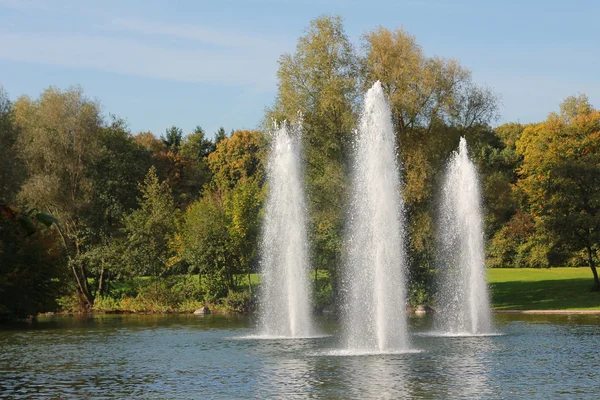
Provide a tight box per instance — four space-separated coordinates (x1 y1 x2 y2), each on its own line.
1 313 599 399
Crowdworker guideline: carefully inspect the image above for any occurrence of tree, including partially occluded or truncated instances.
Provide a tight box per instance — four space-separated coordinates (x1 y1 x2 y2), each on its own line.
362 27 498 135
0 86 24 203
207 130 266 192
516 97 600 288
222 177 264 293
0 204 65 319
122 166 177 280
267 15 359 295
214 126 227 146
361 27 500 291
179 193 231 300
206 129 266 292
161 126 183 152
13 86 103 308
178 125 215 204
82 117 152 296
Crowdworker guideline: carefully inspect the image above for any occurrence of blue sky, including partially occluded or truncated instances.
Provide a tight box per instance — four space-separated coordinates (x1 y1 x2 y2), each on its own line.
1 0 598 139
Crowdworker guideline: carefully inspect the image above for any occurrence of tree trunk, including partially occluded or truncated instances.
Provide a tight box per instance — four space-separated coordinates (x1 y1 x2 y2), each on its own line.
54 223 94 308
98 263 105 298
247 271 252 294
586 245 600 290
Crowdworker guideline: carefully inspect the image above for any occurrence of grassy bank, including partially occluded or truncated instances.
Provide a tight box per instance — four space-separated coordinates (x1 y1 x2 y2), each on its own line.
488 267 600 310
57 268 600 315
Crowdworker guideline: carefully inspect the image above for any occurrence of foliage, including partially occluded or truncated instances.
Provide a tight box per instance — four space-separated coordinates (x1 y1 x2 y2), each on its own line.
0 208 66 319
267 15 358 297
179 193 232 297
207 130 265 192
516 100 600 287
0 86 24 203
222 291 253 313
122 167 177 279
161 126 183 152
2 17 600 315
13 86 104 308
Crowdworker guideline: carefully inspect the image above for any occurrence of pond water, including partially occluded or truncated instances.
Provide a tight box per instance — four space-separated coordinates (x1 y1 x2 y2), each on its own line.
1 313 599 399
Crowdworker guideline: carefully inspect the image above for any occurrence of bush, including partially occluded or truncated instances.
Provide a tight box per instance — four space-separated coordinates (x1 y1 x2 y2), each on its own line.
56 293 86 313
201 274 228 303
409 281 432 307
222 291 253 313
92 296 121 313
313 282 333 312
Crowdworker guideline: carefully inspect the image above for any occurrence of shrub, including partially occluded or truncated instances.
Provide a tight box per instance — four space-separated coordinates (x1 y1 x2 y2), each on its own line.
222 291 252 313
93 296 121 313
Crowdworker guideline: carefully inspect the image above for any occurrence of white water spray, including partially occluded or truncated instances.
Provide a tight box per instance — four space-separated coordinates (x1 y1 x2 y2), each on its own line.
259 121 313 338
343 81 410 351
436 137 492 335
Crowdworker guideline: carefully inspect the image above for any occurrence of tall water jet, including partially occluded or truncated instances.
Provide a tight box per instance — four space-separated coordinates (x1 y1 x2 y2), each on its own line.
259 121 313 338
343 81 409 351
436 137 492 335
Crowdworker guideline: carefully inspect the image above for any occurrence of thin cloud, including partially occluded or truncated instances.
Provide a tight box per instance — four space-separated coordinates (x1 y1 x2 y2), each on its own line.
105 17 290 51
0 31 280 88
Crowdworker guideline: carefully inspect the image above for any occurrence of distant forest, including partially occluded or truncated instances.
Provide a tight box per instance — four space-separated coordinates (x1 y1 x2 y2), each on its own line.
1 15 599 320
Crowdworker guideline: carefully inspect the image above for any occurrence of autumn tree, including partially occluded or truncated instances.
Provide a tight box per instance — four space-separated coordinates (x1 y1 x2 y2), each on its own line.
207 130 265 291
361 27 500 290
516 96 600 288
267 15 359 294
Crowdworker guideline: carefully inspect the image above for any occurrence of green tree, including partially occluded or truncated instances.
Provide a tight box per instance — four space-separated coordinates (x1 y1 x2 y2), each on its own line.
82 117 152 296
214 126 227 145
267 15 358 296
223 177 264 293
0 205 65 319
0 86 24 203
122 166 177 280
161 126 183 152
179 193 231 300
178 125 215 204
516 97 600 288
13 86 103 308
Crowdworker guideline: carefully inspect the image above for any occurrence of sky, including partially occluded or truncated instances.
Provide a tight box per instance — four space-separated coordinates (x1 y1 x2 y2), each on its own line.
1 0 599 139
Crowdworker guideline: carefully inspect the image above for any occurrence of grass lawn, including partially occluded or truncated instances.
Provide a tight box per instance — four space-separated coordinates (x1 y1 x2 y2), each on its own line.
487 267 600 310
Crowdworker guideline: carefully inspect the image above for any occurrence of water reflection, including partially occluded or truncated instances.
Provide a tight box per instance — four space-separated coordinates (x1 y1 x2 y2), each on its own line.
338 354 413 399
2 314 600 399
251 338 320 398
436 337 494 399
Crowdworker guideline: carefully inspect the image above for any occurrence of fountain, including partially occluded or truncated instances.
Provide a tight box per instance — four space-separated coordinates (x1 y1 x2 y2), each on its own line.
259 121 313 338
342 81 410 352
435 137 492 335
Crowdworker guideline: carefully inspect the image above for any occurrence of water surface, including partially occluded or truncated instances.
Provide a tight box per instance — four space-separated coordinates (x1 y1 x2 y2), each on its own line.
1 314 599 399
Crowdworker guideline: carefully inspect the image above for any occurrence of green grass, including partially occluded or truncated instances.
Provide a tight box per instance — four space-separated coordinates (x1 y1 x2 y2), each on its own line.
487 267 600 310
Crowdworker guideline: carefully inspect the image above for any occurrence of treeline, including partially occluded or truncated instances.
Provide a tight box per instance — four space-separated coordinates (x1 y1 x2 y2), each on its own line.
0 85 266 318
1 15 599 319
